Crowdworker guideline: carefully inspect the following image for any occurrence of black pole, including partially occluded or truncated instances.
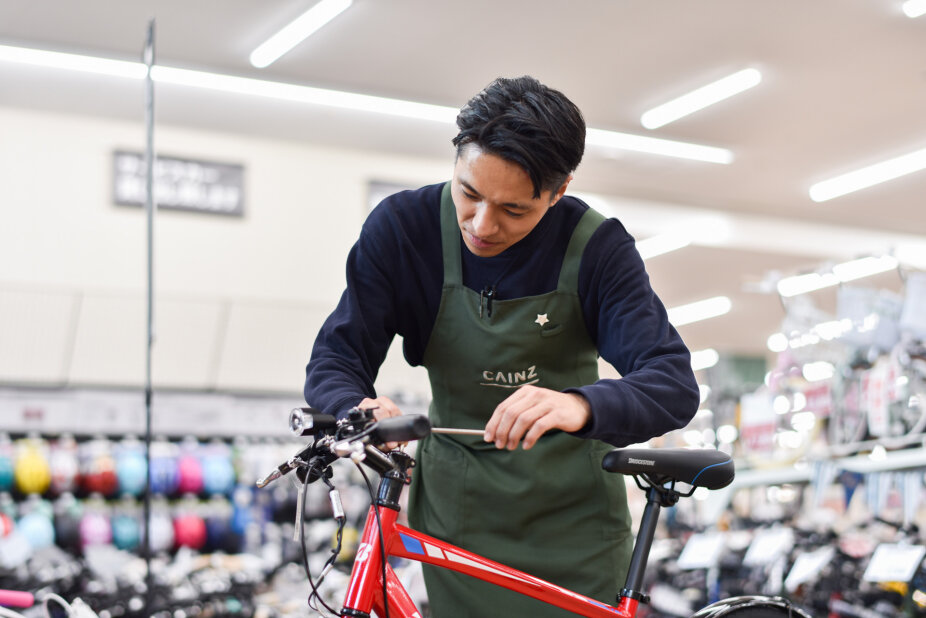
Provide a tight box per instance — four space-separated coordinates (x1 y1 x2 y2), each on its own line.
621 487 663 600
142 18 156 617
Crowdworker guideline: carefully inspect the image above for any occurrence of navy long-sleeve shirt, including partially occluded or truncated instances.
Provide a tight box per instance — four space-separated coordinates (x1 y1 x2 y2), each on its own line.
305 182 699 447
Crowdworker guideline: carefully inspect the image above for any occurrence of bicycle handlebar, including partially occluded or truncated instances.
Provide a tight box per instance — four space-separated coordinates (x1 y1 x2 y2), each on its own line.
370 414 432 444
256 408 432 488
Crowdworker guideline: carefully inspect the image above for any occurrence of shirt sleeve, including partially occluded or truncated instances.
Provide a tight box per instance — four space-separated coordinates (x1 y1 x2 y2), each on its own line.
303 185 444 418
567 219 700 447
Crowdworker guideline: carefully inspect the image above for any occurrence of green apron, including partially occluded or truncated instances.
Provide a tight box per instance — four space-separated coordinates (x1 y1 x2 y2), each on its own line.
407 182 633 617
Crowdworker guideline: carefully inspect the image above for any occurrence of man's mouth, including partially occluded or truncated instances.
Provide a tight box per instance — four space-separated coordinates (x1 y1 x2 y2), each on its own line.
466 231 497 249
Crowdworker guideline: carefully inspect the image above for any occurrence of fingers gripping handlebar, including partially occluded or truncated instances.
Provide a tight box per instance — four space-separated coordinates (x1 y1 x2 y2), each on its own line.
256 407 432 489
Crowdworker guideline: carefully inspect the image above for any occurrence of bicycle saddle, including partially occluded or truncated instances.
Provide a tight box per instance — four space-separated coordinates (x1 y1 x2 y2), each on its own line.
601 448 734 490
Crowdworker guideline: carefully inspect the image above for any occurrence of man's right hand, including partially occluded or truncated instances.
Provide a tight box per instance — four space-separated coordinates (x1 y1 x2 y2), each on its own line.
359 396 404 449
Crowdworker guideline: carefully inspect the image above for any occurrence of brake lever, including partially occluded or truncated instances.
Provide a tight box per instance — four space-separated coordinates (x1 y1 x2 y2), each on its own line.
257 452 305 489
255 440 321 488
256 457 301 489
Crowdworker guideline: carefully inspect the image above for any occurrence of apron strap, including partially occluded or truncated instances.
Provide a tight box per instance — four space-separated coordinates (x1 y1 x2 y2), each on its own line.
438 181 462 286
557 207 606 292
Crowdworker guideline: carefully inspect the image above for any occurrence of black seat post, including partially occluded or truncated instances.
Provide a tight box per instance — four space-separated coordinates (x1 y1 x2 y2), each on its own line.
620 483 679 603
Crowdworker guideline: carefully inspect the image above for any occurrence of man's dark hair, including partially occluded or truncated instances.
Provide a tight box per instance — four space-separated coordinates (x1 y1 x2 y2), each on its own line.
452 76 586 199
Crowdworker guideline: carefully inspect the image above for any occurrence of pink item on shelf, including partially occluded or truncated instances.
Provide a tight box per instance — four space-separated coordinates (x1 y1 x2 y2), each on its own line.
0 589 34 608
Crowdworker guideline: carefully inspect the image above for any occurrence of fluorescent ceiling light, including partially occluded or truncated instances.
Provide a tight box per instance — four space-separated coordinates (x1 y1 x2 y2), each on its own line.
895 244 926 269
152 66 458 122
0 44 457 123
641 68 762 130
667 296 732 327
691 348 720 371
0 43 733 163
809 146 926 202
777 254 899 297
250 0 353 69
776 271 839 297
636 233 691 259
903 0 926 17
586 128 733 164
831 254 898 282
0 44 145 79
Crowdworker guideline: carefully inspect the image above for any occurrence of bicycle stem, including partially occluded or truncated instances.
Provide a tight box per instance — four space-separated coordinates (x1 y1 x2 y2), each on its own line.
376 451 414 511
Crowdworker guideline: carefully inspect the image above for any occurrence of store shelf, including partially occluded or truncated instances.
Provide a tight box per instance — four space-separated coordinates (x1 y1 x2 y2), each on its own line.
728 445 926 492
0 387 302 439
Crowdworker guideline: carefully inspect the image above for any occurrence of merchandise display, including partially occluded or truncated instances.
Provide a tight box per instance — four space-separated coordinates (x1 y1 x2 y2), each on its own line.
13 437 51 496
634 271 926 617
48 435 79 496
115 438 148 497
0 436 13 493
0 429 306 616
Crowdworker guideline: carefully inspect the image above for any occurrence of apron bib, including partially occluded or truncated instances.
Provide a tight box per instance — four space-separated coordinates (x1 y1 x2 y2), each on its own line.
407 183 632 617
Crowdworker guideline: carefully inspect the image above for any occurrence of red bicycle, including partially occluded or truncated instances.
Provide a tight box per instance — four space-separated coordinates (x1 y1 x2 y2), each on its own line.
257 407 810 618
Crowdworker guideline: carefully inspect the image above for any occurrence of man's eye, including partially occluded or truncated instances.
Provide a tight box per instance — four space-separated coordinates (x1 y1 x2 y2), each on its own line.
505 210 525 218
462 191 478 201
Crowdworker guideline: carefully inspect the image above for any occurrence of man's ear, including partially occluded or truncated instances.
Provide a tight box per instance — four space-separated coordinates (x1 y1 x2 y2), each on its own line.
550 174 574 206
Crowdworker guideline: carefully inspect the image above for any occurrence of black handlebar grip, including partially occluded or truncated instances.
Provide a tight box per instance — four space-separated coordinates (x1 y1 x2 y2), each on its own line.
371 415 432 444
289 408 337 436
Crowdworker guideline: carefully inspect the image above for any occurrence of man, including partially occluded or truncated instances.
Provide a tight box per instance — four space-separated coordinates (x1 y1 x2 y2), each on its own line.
305 76 699 616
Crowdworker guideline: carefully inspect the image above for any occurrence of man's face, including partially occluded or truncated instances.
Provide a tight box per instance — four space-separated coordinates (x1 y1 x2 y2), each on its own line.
451 144 571 258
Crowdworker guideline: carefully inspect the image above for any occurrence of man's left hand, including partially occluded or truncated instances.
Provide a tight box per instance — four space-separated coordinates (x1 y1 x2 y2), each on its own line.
483 385 591 451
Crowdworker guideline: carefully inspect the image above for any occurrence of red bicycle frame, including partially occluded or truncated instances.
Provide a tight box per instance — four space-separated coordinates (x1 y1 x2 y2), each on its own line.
341 504 635 618
267 411 802 618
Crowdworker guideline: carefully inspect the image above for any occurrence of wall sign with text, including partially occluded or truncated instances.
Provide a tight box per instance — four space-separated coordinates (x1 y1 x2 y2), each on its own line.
113 151 245 216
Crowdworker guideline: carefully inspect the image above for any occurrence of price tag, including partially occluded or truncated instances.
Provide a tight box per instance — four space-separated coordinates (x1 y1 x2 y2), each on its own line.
866 361 891 437
743 527 794 566
677 532 725 570
785 546 834 591
739 392 776 452
900 272 926 339
803 383 833 418
863 544 926 583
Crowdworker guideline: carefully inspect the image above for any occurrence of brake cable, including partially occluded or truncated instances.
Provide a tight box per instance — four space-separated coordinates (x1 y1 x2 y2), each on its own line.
297 459 343 617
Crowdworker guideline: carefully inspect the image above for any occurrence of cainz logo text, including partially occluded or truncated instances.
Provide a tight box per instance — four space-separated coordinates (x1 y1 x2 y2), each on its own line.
480 366 539 388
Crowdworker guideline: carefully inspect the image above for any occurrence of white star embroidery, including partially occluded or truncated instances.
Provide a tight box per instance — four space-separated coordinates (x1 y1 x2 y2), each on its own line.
535 314 550 327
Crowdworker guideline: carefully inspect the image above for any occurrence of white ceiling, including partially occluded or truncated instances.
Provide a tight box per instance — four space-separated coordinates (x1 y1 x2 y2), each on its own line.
2 0 925 364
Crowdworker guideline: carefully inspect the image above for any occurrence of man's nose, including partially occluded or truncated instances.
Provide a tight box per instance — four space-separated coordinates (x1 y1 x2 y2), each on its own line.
472 205 498 237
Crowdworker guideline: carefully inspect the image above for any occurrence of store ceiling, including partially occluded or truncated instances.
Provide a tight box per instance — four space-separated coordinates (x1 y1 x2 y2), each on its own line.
2 0 925 363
